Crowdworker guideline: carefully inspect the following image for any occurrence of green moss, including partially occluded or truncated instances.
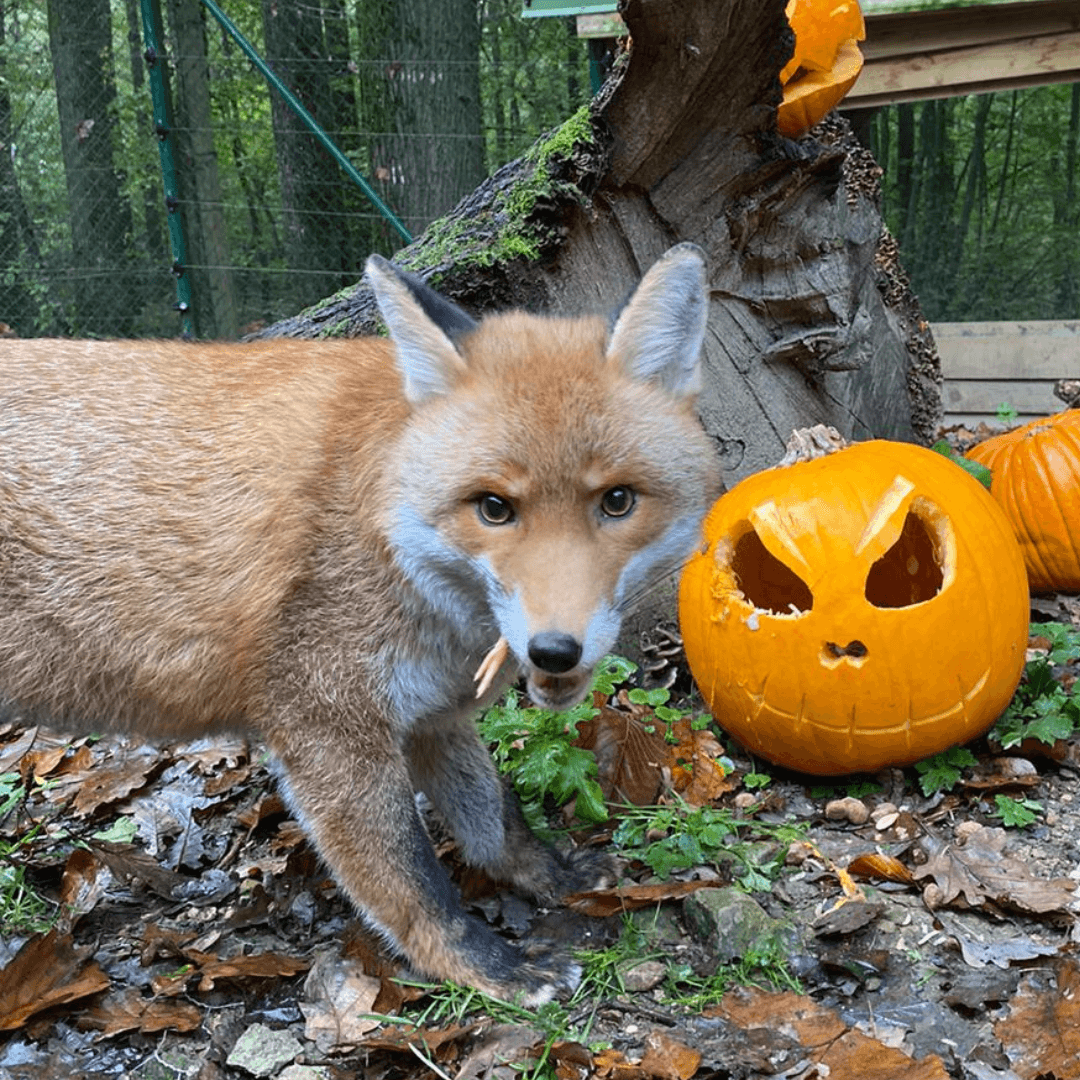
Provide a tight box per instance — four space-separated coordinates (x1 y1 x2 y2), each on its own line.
401 104 597 277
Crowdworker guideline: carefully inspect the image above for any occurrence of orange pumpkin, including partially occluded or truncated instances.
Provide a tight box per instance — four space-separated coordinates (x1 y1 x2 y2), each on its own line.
966 410 1080 594
678 441 1029 775
778 0 865 137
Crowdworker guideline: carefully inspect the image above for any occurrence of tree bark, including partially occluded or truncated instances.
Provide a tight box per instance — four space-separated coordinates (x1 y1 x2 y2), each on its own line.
47 0 137 335
261 0 353 310
259 0 941 484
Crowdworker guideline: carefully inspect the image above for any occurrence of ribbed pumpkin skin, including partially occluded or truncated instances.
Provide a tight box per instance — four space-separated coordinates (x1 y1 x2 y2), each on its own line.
678 441 1030 776
966 410 1080 594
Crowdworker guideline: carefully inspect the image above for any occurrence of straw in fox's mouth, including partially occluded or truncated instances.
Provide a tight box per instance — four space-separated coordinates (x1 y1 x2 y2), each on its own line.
473 635 510 699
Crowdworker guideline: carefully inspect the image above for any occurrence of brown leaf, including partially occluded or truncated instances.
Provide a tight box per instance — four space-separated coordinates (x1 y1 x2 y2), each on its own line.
196 950 310 990
57 848 111 931
847 852 915 885
0 931 110 1030
71 753 159 816
912 827 1076 914
300 950 381 1054
667 718 735 805
995 957 1080 1079
705 987 847 1048
565 879 717 917
78 988 202 1035
819 1029 950 1079
575 704 669 806
639 1030 701 1080
961 756 1040 791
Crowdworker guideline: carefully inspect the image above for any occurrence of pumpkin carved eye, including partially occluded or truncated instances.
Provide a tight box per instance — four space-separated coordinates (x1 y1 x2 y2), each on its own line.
730 528 813 615
865 506 946 609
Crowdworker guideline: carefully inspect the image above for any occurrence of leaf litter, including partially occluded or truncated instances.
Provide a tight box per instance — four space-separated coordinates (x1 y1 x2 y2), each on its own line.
0 595 1078 1078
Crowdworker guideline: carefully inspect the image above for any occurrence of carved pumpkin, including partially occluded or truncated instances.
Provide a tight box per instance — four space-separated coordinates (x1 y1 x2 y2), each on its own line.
678 441 1029 775
778 0 865 137
966 410 1080 594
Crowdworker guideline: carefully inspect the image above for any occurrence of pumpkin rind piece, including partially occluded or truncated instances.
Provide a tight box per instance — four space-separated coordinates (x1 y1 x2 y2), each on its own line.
679 440 1030 776
966 410 1080 593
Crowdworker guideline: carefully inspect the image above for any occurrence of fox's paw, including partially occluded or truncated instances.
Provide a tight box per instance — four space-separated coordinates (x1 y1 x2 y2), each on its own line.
557 847 618 897
509 941 583 1006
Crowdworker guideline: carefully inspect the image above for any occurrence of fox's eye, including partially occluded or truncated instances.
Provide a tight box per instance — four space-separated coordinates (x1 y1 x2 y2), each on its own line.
476 493 515 525
600 486 635 518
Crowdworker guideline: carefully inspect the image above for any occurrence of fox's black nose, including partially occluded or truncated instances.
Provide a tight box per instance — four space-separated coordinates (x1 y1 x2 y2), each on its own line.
527 632 582 674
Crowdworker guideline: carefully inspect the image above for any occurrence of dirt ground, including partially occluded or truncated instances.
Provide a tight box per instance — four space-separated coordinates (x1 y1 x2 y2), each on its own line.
1 589 1079 1080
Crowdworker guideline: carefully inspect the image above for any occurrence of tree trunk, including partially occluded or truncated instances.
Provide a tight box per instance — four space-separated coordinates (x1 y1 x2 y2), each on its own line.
258 0 940 483
261 0 353 310
166 0 240 339
47 0 136 335
367 0 485 234
0 1 40 335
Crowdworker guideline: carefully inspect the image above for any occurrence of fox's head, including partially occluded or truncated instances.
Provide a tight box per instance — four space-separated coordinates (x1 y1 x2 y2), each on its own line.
367 246 723 711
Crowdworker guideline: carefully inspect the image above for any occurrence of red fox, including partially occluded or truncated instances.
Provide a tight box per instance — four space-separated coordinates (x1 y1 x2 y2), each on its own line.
0 245 722 1003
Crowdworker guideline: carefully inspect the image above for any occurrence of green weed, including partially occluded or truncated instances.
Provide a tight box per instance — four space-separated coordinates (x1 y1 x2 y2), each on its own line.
913 747 979 796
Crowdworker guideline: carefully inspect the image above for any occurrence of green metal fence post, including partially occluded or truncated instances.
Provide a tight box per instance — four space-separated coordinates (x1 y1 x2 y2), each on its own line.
140 0 195 339
199 0 413 246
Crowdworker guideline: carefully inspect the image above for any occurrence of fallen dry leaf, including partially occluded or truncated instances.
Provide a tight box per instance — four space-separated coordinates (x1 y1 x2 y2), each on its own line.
639 1030 701 1080
300 949 381 1054
575 703 670 806
819 1028 950 1079
995 957 1080 1079
565 879 717 917
0 931 110 1031
847 852 916 885
78 988 202 1035
913 826 1076 914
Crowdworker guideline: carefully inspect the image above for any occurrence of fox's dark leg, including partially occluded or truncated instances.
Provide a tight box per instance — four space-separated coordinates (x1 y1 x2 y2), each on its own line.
404 710 614 902
268 722 579 1004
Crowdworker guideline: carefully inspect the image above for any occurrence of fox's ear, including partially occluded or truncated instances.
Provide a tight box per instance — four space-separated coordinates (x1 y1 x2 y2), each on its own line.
606 244 708 396
366 255 478 404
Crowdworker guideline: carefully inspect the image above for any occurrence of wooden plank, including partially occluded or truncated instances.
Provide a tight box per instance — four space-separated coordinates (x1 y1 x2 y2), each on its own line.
942 378 1062 415
850 29 1080 106
934 320 1080 380
861 0 1080 61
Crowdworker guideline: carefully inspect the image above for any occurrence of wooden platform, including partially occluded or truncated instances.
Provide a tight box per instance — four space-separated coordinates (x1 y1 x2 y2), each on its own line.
933 319 1078 427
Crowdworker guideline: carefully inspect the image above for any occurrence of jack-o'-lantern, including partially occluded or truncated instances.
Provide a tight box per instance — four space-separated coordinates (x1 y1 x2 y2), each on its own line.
679 440 1029 775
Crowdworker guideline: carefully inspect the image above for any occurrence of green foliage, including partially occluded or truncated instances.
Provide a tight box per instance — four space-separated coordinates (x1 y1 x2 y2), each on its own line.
990 794 1042 829
913 747 979 796
478 655 636 834
0 774 54 934
872 84 1080 324
993 622 1080 749
931 439 992 488
611 803 805 892
996 402 1020 425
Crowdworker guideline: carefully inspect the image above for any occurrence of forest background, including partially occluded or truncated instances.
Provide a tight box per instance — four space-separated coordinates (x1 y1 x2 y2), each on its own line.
4 0 1079 342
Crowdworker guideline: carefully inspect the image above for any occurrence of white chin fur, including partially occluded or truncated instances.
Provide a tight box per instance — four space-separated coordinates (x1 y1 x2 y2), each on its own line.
525 668 593 711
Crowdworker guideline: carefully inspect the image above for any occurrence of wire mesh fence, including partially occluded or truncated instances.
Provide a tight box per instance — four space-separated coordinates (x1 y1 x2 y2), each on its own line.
3 0 593 339
4 1 1078 341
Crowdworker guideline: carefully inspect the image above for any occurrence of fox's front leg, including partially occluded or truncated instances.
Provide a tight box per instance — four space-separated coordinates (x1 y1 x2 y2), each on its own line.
404 710 613 902
269 722 579 1005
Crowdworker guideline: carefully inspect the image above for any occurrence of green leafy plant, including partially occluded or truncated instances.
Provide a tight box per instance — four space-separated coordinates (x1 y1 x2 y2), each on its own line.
931 439 992 488
913 747 979 796
478 655 636 834
611 802 805 892
990 794 1043 828
996 402 1020 424
993 622 1080 749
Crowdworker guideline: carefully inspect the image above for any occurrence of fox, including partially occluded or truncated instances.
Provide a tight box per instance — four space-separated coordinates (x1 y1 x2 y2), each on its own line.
0 244 722 1004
